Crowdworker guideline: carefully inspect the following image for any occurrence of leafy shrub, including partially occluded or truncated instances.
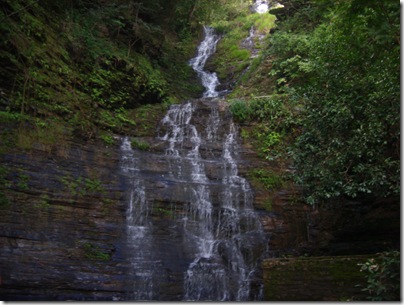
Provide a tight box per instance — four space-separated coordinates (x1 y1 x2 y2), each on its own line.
229 99 251 123
358 251 400 301
232 95 299 163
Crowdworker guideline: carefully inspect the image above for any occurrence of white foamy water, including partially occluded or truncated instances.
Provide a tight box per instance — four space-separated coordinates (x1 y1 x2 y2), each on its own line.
254 0 269 13
189 26 221 97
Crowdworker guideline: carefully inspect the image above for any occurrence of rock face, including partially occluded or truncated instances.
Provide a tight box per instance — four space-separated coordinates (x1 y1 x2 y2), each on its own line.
238 142 400 259
0 98 399 301
0 98 271 301
120 98 270 301
263 255 370 301
0 140 129 300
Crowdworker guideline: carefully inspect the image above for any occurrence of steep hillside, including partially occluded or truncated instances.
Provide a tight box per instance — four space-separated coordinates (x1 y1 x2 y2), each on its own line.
221 0 400 207
0 0 204 142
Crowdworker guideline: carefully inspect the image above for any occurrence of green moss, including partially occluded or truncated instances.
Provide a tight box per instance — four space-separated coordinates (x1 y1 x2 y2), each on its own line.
16 172 30 191
60 175 106 198
0 192 9 207
154 206 174 218
263 199 273 211
210 11 277 83
246 13 277 34
0 0 205 142
0 165 10 207
131 138 150 151
263 256 370 301
100 132 115 146
38 194 50 209
249 169 284 191
82 243 111 261
14 119 72 152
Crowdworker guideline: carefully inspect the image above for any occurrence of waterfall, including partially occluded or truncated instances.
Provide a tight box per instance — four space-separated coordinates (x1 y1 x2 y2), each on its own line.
253 0 269 14
185 116 267 301
120 137 158 300
157 100 268 301
189 26 221 98
252 0 284 14
120 22 269 301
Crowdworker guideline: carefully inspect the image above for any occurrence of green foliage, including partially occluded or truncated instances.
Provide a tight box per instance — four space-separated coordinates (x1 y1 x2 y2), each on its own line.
229 99 251 123
230 95 299 163
17 172 30 191
0 0 220 142
0 166 10 206
131 138 150 151
60 175 105 197
82 243 111 261
37 194 50 209
210 10 277 81
229 1 399 205
267 32 311 89
358 251 400 301
261 131 281 152
248 95 297 125
100 133 115 146
262 199 273 212
249 169 284 191
0 111 24 123
261 0 400 204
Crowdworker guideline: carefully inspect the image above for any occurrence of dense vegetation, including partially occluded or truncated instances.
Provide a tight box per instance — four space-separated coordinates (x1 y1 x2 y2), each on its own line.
0 0 251 145
0 0 255 208
0 0 400 205
228 0 400 205
359 251 400 301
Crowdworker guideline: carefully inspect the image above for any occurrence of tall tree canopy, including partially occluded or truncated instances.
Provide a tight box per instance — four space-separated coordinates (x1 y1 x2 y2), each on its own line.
267 0 399 204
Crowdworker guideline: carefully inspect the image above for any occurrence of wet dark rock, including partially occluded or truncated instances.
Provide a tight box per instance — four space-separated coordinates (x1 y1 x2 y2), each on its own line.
0 97 399 301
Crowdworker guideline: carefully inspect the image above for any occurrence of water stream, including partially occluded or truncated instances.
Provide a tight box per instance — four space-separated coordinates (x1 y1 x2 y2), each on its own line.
253 0 269 14
120 24 269 301
120 137 158 300
189 26 221 98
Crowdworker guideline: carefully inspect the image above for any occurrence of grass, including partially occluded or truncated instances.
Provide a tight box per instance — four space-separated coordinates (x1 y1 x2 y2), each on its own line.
210 11 277 84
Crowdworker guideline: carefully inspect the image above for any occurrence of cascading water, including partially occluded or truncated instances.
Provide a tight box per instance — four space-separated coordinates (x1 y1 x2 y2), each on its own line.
183 116 267 301
157 100 268 301
120 137 159 300
120 23 269 301
253 0 269 13
252 0 284 14
189 26 221 98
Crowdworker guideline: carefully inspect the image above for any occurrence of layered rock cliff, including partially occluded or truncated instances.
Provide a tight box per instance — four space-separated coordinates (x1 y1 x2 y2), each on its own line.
1 96 399 300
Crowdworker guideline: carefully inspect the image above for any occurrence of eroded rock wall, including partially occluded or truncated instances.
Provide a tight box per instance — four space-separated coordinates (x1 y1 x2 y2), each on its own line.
0 98 400 300
0 140 129 300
